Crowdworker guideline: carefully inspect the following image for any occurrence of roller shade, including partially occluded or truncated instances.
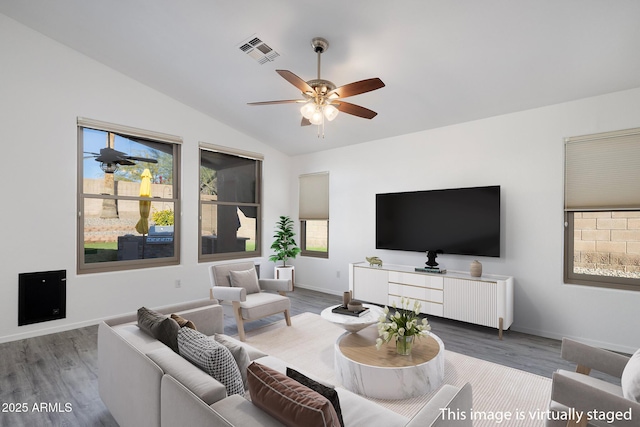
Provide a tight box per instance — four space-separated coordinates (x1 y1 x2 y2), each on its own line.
299 172 329 220
565 127 640 211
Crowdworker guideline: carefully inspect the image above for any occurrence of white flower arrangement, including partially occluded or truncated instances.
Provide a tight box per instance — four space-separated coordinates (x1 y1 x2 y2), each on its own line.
376 296 431 350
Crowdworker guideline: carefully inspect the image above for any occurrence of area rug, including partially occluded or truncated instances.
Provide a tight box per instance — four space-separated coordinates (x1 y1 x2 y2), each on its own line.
242 312 552 426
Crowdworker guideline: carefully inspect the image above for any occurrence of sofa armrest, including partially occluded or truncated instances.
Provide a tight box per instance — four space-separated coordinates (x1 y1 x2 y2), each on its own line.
551 371 639 426
561 338 629 378
406 383 473 427
259 278 292 293
98 322 164 427
211 286 246 302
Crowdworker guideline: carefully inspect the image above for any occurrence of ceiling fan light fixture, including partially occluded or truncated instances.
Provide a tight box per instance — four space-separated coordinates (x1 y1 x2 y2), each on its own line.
309 108 324 125
100 162 119 173
300 102 316 120
323 104 339 121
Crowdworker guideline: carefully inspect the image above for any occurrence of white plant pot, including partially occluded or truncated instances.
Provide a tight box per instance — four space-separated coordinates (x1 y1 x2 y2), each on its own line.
274 265 295 289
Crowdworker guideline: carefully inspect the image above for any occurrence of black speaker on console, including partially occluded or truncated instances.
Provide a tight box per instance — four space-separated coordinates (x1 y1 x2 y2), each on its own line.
18 270 66 326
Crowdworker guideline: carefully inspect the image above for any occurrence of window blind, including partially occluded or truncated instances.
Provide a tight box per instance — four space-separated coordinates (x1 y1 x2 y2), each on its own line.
299 172 329 220
565 127 640 211
77 117 182 144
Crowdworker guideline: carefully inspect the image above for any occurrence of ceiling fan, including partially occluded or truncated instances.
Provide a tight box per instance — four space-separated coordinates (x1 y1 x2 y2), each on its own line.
84 132 158 173
248 37 385 135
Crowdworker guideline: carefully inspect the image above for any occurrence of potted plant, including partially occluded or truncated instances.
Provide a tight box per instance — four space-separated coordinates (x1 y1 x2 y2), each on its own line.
269 216 301 286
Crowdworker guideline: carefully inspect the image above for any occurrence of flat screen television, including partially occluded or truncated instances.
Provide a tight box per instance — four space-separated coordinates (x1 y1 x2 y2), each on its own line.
376 185 500 257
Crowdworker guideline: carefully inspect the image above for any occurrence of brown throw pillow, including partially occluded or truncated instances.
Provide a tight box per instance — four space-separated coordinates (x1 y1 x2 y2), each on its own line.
247 362 340 427
287 367 344 427
137 307 180 353
170 313 197 330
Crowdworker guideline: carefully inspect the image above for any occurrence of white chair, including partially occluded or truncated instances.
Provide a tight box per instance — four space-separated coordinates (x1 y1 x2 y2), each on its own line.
546 338 640 427
209 262 292 341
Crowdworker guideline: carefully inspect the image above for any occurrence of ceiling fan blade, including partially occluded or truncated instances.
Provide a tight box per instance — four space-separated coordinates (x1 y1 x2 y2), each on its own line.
248 99 305 106
329 78 385 99
335 101 378 119
301 117 311 126
276 70 314 94
126 156 158 164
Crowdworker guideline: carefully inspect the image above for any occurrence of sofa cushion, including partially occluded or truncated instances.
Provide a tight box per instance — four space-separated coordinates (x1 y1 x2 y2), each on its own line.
622 348 640 402
137 307 180 353
247 362 340 427
177 328 244 396
170 313 197 330
215 333 251 389
287 367 344 427
229 268 261 294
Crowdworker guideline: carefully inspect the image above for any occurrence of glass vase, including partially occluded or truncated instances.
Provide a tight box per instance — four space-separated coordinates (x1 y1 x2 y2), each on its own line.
396 335 414 355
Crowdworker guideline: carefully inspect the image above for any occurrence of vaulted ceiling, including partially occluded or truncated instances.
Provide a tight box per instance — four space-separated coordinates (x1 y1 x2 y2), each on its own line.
2 1 640 155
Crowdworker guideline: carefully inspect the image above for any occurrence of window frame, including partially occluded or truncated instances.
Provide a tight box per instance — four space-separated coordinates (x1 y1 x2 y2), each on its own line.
563 127 640 291
198 143 262 262
299 172 330 259
564 212 640 291
300 219 329 258
77 118 181 274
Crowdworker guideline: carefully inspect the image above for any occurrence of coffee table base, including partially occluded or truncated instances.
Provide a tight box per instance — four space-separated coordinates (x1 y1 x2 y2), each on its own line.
334 328 445 400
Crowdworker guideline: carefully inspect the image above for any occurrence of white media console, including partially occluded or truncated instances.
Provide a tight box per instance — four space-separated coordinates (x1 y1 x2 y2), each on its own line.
349 262 514 339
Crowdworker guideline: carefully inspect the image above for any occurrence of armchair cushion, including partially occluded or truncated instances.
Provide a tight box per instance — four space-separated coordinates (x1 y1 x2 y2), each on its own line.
621 348 640 402
230 268 261 294
238 292 291 320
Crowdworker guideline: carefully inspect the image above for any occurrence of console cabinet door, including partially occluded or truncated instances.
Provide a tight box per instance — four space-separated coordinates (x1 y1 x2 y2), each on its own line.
352 267 388 305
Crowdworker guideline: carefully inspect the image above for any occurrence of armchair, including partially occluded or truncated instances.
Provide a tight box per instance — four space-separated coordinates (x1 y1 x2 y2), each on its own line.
546 338 640 427
209 262 292 341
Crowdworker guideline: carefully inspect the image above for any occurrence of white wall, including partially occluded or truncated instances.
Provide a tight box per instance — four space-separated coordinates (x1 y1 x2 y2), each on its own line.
0 15 291 342
289 87 640 354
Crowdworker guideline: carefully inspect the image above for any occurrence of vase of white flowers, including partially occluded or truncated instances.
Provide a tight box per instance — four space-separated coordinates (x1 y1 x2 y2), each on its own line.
376 297 431 356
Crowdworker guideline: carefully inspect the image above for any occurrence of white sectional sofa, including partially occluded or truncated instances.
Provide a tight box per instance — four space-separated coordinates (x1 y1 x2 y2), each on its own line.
98 299 472 427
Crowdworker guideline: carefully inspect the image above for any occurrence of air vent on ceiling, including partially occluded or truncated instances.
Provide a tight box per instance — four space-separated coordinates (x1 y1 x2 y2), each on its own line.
238 35 280 65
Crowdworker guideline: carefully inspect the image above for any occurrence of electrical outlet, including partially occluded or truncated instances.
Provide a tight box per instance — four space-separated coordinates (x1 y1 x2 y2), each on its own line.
175 279 181 288
336 270 341 278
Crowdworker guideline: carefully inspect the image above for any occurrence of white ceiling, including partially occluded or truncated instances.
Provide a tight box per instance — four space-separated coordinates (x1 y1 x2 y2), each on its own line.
2 1 640 156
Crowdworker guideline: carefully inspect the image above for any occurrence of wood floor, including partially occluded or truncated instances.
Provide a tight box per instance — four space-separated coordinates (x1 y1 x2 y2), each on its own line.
0 288 617 426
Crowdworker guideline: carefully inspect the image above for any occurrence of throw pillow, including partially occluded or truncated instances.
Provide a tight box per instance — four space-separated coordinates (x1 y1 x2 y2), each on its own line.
229 268 261 294
247 362 340 427
287 367 344 427
137 307 180 353
214 333 251 389
177 327 244 396
170 313 197 330
621 348 640 402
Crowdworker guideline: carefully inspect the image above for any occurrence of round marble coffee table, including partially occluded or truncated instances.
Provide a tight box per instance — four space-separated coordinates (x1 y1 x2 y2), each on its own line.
334 325 445 400
320 304 385 333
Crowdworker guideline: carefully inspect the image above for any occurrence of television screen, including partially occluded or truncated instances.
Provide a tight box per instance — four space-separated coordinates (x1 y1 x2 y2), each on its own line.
376 185 500 257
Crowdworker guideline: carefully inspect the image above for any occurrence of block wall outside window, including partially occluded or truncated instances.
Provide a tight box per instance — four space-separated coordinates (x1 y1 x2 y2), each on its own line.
573 211 640 278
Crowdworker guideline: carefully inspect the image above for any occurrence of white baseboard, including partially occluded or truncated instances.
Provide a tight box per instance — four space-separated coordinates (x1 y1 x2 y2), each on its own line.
0 318 103 344
294 283 343 297
512 324 635 355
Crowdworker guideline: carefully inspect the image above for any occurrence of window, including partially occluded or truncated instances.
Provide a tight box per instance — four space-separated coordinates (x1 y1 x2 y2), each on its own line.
77 118 181 273
199 143 262 261
564 127 640 291
299 172 329 258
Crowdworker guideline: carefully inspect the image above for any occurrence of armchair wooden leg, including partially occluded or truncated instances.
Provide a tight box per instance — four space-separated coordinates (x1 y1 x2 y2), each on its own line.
232 301 246 342
284 309 292 326
566 411 587 427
